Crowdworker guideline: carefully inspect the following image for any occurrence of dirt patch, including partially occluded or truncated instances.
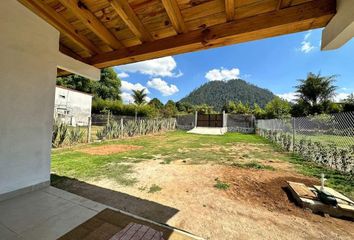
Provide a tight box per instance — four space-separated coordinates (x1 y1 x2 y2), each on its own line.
79 144 143 155
54 161 354 240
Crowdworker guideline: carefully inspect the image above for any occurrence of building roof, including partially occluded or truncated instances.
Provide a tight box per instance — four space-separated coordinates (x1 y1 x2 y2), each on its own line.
20 0 336 68
56 85 94 97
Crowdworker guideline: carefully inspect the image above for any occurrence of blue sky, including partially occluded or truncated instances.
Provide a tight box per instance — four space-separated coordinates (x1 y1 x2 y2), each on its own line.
114 29 354 104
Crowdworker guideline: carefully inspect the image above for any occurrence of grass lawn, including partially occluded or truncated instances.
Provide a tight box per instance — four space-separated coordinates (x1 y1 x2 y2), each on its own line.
51 130 354 239
51 130 353 198
295 134 354 148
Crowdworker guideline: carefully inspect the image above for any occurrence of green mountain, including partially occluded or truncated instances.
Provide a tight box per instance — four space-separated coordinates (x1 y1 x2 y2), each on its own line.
179 79 276 111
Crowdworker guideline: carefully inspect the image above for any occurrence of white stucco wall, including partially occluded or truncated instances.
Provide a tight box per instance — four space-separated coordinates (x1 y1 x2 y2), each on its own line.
0 1 59 195
54 86 93 126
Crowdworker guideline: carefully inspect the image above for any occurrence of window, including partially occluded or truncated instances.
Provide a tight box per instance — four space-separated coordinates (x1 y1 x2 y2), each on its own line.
59 94 65 99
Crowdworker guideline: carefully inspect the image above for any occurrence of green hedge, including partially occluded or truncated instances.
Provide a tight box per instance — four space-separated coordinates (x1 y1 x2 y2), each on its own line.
92 98 157 117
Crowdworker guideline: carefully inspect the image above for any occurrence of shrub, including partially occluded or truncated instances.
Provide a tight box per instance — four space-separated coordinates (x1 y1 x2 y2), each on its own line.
68 128 84 145
257 128 354 174
214 178 230 190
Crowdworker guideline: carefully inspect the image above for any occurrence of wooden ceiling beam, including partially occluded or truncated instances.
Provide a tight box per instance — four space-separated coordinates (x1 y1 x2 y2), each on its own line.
225 0 235 21
59 44 87 63
19 0 101 55
58 0 124 49
88 0 336 68
108 0 153 42
161 0 187 34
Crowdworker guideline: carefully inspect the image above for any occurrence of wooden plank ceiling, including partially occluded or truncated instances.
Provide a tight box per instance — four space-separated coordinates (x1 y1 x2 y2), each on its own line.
19 0 336 69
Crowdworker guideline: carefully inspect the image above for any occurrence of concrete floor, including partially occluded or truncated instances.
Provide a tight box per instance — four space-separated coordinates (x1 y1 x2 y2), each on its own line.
187 127 227 135
0 187 109 240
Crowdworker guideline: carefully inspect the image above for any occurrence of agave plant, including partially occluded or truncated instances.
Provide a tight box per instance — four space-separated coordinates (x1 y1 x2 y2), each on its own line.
68 127 84 145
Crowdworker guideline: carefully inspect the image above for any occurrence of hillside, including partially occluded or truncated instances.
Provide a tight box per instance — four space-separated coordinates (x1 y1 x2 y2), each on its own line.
179 79 275 111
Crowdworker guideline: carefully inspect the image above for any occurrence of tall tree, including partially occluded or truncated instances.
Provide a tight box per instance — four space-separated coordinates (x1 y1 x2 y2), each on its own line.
56 67 122 101
162 100 178 117
148 98 164 109
295 72 337 115
95 68 122 100
131 89 148 105
265 97 291 119
343 93 354 112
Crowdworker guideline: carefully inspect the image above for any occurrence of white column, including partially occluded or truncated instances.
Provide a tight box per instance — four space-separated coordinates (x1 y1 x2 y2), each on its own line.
321 0 354 50
0 0 59 196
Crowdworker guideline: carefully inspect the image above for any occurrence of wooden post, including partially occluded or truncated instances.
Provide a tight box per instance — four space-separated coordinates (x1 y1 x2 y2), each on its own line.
120 118 124 138
292 117 296 153
87 116 92 143
107 111 110 125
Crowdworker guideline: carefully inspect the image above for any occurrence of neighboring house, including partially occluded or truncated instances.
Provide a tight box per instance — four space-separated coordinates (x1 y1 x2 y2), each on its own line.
54 86 93 126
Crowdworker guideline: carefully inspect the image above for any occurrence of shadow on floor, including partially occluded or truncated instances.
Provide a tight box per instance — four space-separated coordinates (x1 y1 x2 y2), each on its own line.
51 174 179 225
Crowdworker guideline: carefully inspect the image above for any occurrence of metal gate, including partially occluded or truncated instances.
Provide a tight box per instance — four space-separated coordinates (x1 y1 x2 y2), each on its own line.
197 114 223 127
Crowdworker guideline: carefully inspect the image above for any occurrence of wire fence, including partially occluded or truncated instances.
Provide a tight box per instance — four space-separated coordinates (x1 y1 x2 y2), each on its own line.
256 112 354 174
52 114 176 148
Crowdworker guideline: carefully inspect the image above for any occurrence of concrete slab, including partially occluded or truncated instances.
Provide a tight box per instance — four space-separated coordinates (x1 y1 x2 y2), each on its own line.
187 127 227 135
0 187 108 240
0 224 22 240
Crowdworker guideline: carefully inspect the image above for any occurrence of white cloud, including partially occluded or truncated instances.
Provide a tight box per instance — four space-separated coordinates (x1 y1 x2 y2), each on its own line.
116 56 182 77
276 92 298 102
276 92 352 103
333 93 350 102
117 72 129 78
147 78 179 96
121 92 135 104
205 67 240 81
298 30 316 53
121 80 150 93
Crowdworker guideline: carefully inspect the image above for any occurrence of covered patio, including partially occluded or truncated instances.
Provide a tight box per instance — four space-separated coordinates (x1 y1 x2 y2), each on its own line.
1 0 353 239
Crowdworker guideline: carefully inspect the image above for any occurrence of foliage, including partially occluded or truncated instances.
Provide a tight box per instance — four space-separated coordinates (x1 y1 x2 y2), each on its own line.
252 103 266 119
92 98 157 117
232 161 275 171
52 120 69 148
214 178 230 190
95 68 122 100
179 79 275 112
223 101 251 114
96 118 176 140
148 184 162 193
194 104 215 114
68 127 84 145
176 102 195 114
264 97 291 119
148 98 164 109
161 100 178 117
294 72 337 115
132 89 148 105
258 129 354 175
57 67 121 100
343 93 354 112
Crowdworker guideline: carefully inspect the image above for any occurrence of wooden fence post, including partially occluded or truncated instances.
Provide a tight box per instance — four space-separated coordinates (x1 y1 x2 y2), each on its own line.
292 117 296 153
87 116 92 143
120 118 124 138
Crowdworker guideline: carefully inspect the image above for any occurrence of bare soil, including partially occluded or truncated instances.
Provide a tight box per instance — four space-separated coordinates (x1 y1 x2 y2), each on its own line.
55 143 354 240
79 144 143 155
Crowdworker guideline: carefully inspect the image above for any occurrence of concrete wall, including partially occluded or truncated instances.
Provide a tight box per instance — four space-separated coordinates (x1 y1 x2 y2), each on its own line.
0 1 59 195
54 86 93 126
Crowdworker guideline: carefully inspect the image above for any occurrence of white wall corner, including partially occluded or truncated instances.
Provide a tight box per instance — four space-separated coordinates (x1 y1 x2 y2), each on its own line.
57 52 101 80
321 0 354 50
